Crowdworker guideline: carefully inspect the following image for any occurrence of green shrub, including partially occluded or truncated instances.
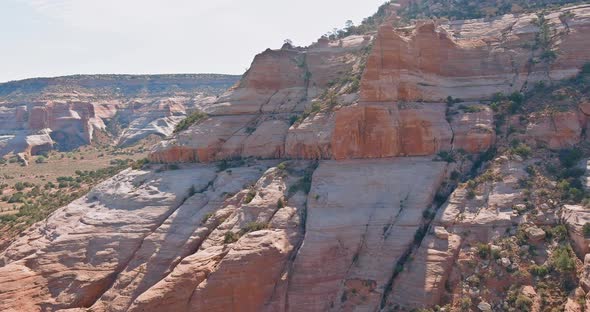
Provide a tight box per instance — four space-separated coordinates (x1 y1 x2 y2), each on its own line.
510 143 532 159
174 110 207 133
14 182 25 191
459 297 472 311
277 198 285 209
244 190 256 204
289 115 299 125
552 245 575 273
241 221 268 234
436 151 455 163
35 156 47 164
476 243 490 259
584 223 590 238
223 231 240 244
529 264 550 277
515 295 533 311
559 148 583 168
201 212 214 224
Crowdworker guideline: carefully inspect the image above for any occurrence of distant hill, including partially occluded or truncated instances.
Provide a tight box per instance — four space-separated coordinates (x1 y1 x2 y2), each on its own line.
0 74 241 100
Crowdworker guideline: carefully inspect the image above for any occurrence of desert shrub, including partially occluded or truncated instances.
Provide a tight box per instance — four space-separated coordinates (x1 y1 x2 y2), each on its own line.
277 198 286 209
559 147 583 168
476 243 491 259
241 221 268 234
459 297 472 311
245 126 257 134
289 115 299 125
552 245 575 273
223 231 240 244
14 182 26 191
584 223 590 238
515 295 533 311
174 110 207 133
201 212 214 224
436 151 455 163
244 190 256 204
277 162 287 171
510 143 532 158
466 188 476 199
35 156 47 164
529 264 550 277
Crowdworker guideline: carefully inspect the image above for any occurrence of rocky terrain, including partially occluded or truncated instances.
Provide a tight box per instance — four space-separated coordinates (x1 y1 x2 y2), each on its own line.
3 1 590 311
0 74 240 158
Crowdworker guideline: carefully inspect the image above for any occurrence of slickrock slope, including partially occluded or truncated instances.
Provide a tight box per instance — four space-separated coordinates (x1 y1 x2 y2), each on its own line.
0 74 239 157
5 2 590 312
287 158 448 311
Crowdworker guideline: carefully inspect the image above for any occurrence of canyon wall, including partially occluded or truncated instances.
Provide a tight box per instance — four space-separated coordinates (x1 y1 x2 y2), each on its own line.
151 4 590 164
2 3 590 312
0 74 239 157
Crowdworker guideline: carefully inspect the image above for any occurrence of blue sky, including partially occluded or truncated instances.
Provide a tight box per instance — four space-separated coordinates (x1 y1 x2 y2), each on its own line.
1 0 387 82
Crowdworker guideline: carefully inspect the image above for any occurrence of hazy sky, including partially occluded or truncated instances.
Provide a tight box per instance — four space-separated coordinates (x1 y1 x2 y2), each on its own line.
1 0 387 82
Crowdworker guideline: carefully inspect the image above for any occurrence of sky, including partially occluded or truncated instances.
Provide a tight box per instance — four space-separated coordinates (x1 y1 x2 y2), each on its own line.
0 0 387 83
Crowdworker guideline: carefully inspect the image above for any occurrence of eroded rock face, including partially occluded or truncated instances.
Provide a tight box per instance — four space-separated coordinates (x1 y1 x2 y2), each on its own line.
450 104 496 153
151 37 374 163
520 110 584 149
331 102 453 159
286 158 448 311
385 233 462 309
0 162 278 311
361 5 590 102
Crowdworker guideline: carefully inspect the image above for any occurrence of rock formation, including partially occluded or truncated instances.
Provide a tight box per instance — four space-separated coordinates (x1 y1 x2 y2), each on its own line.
0 74 239 157
3 2 590 312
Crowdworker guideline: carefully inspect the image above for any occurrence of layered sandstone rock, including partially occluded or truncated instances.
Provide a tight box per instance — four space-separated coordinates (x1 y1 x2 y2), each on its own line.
520 110 584 149
449 104 496 153
286 158 448 311
436 157 529 239
151 36 373 163
361 5 590 102
384 233 462 309
331 102 453 159
0 162 277 311
563 204 590 256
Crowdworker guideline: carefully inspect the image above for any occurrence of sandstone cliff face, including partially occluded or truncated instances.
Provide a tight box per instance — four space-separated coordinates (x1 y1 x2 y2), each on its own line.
361 6 590 102
150 35 375 163
152 5 590 164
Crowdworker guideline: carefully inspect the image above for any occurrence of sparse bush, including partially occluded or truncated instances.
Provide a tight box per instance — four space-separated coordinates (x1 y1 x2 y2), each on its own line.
466 188 476 199
244 190 256 204
552 245 575 273
223 231 240 244
584 223 590 238
174 110 207 133
241 221 268 234
459 297 472 311
476 243 490 259
529 264 550 277
510 143 532 159
436 151 455 163
201 212 214 224
35 156 47 164
515 295 533 311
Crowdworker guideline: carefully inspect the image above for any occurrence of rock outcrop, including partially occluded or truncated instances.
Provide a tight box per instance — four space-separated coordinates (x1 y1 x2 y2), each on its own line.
361 6 590 102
